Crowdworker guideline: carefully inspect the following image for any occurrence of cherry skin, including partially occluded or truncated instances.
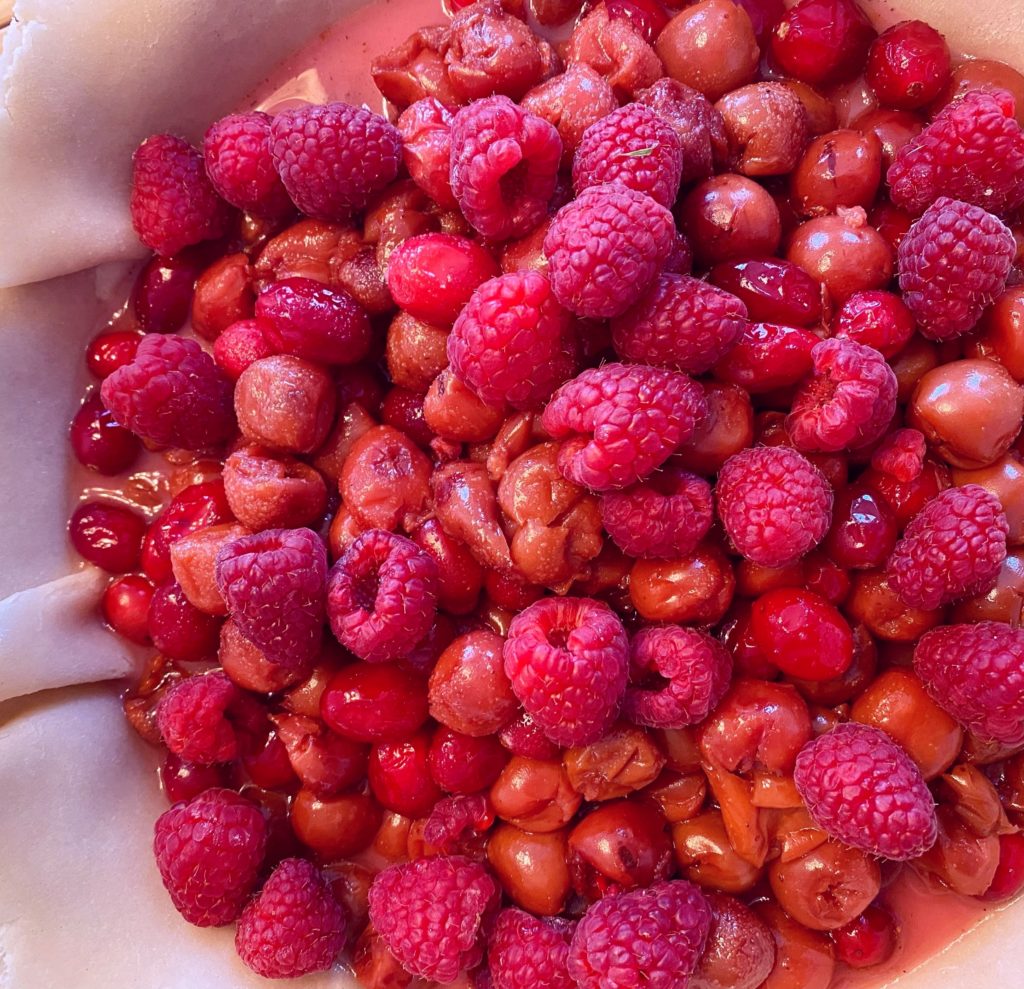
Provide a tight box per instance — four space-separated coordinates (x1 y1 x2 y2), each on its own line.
983 833 1024 901
708 257 822 327
102 574 155 645
159 752 229 804
369 730 443 818
69 502 147 574
69 394 141 475
823 485 898 570
147 581 221 662
865 20 951 110
85 331 142 379
428 726 509 794
321 663 430 743
831 905 899 968
770 0 876 87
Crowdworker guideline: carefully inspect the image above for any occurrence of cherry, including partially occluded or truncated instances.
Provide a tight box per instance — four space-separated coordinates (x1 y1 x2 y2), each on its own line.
159 751 229 804
191 253 255 341
708 258 822 328
102 573 155 644
673 810 763 894
823 485 897 570
380 386 435 449
69 394 141 476
730 0 785 43
131 251 204 333
336 363 388 416
983 833 1024 901
833 289 916 359
498 710 562 761
605 0 670 44
802 554 852 606
428 726 509 794
713 323 819 394
369 730 443 817
352 923 414 989
321 663 430 743
69 501 147 574
411 519 484 617
719 603 780 680
845 570 944 643
630 542 735 625
755 900 835 989
489 756 582 833
240 730 300 791
272 712 368 796
790 622 877 706
141 480 233 584
147 581 221 662
870 200 914 253
832 905 899 968
865 20 951 110
675 383 754 476
487 824 572 916
860 459 950 527
85 330 142 379
770 0 876 87
290 788 382 859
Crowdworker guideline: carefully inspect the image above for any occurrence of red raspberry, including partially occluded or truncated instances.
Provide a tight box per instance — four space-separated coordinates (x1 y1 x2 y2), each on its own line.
568 881 712 989
914 622 1024 746
489 909 575 989
544 185 675 319
448 270 577 410
203 111 293 219
153 788 266 926
130 134 232 255
213 318 277 380
450 96 562 240
887 484 1009 609
887 90 1024 217
794 723 938 860
572 103 684 209
235 857 347 979
156 671 241 765
503 596 629 746
368 855 501 983
611 274 748 374
870 428 926 483
101 334 235 451
716 446 833 568
270 102 402 221
897 197 1015 341
215 527 327 668
833 289 916 359
327 529 438 664
397 98 458 210
542 363 708 492
422 794 493 854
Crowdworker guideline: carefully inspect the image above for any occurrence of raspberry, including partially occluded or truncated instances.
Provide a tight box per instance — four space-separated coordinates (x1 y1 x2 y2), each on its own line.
542 363 708 492
897 197 1015 340
270 102 402 221
914 622 1024 745
833 289 916 359
489 909 575 989
544 185 675 319
572 103 684 209
368 855 501 983
203 111 293 219
503 596 629 747
887 90 1024 217
153 788 266 927
887 484 1008 609
786 339 898 453
235 858 347 979
215 527 327 668
625 626 732 729
213 318 276 380
870 428 926 483
130 134 232 255
449 96 562 240
397 98 458 210
611 274 748 374
716 446 833 568
568 881 712 989
423 794 493 853
448 270 577 410
327 529 438 664
101 334 235 451
156 671 240 765
600 465 713 559
794 722 938 860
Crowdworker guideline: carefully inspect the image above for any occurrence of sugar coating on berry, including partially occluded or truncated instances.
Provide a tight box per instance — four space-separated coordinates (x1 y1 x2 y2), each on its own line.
542 363 708 492
887 484 1008 610
503 596 629 747
914 622 1024 746
716 446 833 568
489 908 575 989
871 428 927 483
157 670 240 765
794 723 938 860
544 184 676 319
368 855 500 983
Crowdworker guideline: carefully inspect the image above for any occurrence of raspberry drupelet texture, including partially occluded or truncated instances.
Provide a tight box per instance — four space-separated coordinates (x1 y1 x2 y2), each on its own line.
503 596 629 747
448 270 578 410
156 671 241 765
367 855 501 983
326 529 439 664
543 184 676 319
235 857 347 979
541 363 708 492
153 788 266 927
101 334 236 451
897 197 1015 341
270 101 402 221
449 95 562 241
568 881 712 989
871 428 927 483
914 622 1024 745
489 909 575 989
794 723 938 860
716 446 833 568
887 484 1009 610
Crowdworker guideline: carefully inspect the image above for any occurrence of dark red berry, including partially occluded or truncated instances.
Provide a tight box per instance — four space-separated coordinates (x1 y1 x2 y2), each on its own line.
69 502 147 574
70 394 141 475
369 730 443 817
832 906 898 968
321 664 430 743
86 331 142 379
102 574 155 644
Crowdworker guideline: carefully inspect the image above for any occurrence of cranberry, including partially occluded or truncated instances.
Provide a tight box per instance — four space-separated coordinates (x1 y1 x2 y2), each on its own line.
102 573 155 644
69 394 141 476
141 480 233 584
369 730 442 817
428 629 518 736
290 788 382 859
428 726 509 794
147 581 221 662
679 175 782 267
630 542 735 625
487 824 571 916
823 486 897 570
708 258 822 327
159 752 228 804
673 810 763 894
86 330 142 379
770 0 875 87
69 501 146 574
866 20 950 110
984 833 1024 901
321 663 429 743
131 251 204 333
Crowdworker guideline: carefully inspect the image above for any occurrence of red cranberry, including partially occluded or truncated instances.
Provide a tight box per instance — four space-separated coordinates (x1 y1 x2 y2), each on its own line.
141 481 233 584
147 581 221 661
832 905 899 968
131 251 204 333
708 258 822 327
412 519 484 616
865 20 950 110
321 663 430 743
823 485 897 570
983 833 1024 901
770 0 876 87
86 331 142 379
69 394 141 475
369 730 443 817
69 501 147 573
102 573 155 644
159 751 228 804
428 726 509 793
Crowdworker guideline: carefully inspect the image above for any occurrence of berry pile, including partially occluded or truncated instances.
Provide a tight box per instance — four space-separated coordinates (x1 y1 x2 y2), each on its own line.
67 0 1024 986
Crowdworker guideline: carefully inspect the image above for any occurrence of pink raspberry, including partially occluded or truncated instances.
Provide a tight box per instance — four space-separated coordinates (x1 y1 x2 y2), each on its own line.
397 97 458 210
794 723 938 860
326 529 438 664
887 89 1024 217
213 318 277 381
786 338 898 453
887 484 1009 610
897 197 1015 340
544 184 675 318
833 289 916 359
450 96 562 241
368 855 500 983
542 363 708 492
153 788 266 926
503 596 629 747
448 270 578 410
611 274 748 374
600 465 713 559
489 909 575 989
716 446 833 568
270 102 402 221
572 103 684 208
871 428 927 483
235 857 347 979
423 794 493 854
130 134 232 255
914 622 1024 746
101 334 235 451
568 881 712 989
156 671 241 765
215 527 327 668
203 111 293 219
